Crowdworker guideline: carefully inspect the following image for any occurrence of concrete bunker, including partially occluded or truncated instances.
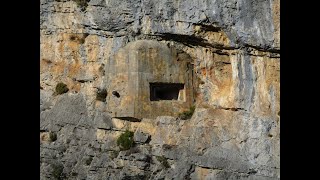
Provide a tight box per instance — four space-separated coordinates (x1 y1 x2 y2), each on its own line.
105 40 195 120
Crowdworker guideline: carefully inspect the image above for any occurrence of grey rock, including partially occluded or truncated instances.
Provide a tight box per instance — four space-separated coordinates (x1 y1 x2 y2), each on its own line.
134 130 150 143
40 94 91 129
130 153 150 162
93 112 112 130
195 147 250 173
41 0 279 48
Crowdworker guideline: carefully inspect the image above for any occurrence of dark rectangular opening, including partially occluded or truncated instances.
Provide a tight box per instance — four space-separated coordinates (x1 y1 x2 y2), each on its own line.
150 83 184 101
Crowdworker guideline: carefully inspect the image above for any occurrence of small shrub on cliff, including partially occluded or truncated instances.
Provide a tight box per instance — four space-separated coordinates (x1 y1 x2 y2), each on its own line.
156 156 170 168
69 34 87 44
69 35 77 41
51 164 63 180
178 105 195 120
96 89 108 102
55 82 69 95
73 0 89 11
117 130 134 151
49 132 57 142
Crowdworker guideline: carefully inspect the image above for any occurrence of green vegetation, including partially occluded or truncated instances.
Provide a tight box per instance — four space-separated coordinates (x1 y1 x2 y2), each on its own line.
51 164 63 180
178 105 195 120
55 82 69 95
73 0 89 11
117 130 134 151
49 132 57 142
156 156 170 168
96 89 108 102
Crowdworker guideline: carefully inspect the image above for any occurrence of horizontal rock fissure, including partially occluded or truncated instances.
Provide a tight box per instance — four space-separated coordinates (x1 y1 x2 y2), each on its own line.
74 79 95 83
151 33 236 50
217 107 246 111
97 127 111 131
194 164 276 178
243 44 280 54
116 117 141 122
197 166 224 172
192 23 222 32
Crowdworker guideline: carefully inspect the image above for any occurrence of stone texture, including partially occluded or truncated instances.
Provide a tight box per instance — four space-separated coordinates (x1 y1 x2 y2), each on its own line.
40 0 280 179
105 40 196 119
134 130 150 144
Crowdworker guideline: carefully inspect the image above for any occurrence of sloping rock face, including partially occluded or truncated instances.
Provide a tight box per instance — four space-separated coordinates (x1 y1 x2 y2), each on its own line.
40 0 280 179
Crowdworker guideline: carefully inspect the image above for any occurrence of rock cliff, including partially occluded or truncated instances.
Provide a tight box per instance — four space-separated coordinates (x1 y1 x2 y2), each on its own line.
40 0 280 179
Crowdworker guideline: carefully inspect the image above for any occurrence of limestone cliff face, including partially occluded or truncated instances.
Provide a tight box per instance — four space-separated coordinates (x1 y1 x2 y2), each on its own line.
40 0 280 179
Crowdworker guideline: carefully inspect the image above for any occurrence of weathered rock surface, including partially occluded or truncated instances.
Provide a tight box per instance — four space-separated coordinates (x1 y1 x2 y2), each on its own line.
40 0 280 179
